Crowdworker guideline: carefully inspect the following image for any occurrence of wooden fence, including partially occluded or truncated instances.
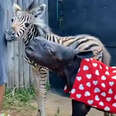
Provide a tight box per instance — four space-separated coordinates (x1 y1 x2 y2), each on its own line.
4 0 48 88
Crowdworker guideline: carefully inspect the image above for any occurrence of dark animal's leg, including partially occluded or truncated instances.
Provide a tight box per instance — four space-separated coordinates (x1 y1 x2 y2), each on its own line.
72 100 91 116
104 112 109 116
104 113 114 116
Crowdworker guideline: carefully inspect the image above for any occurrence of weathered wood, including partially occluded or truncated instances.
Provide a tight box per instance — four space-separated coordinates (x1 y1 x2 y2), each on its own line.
3 0 48 88
18 40 24 88
5 1 15 88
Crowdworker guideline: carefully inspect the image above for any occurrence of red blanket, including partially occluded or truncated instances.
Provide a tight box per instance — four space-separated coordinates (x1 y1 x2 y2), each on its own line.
68 58 116 113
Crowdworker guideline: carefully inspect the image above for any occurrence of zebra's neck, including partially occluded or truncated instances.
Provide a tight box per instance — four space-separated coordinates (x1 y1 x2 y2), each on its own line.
23 23 65 46
24 25 39 46
43 31 63 44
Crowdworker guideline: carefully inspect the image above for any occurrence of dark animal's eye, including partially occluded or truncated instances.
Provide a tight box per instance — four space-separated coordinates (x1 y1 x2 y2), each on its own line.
11 18 14 22
25 23 30 27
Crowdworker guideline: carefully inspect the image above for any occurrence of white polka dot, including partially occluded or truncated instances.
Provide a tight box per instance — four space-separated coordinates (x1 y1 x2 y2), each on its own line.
84 91 91 97
79 84 84 90
105 71 110 76
106 66 109 70
83 65 89 71
112 103 116 107
95 70 100 76
93 80 98 85
114 95 116 100
99 101 104 106
92 63 97 67
112 70 116 73
76 76 82 81
71 89 76 94
101 92 106 97
85 58 90 62
112 66 116 69
106 97 111 102
101 75 106 80
76 94 82 98
87 100 94 105
86 82 91 87
94 87 101 93
86 74 92 79
90 58 93 60
95 95 100 101
101 83 106 88
112 76 116 80
109 81 114 86
100 65 102 69
64 85 67 90
104 106 110 111
93 105 97 108
78 68 80 72
108 88 113 94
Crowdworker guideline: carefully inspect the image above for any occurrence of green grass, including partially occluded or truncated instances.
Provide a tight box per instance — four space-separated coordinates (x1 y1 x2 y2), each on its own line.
3 87 37 110
3 87 64 116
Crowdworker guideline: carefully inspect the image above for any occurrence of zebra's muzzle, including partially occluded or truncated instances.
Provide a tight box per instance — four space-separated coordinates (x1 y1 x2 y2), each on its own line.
5 29 16 41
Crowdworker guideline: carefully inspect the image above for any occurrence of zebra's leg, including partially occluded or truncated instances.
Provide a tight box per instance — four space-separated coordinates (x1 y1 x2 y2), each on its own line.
104 112 109 116
32 68 41 116
32 67 48 116
38 67 49 116
72 100 91 116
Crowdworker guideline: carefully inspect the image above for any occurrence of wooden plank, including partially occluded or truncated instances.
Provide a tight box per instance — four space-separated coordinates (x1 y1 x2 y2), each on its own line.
5 0 48 88
5 0 15 88
19 40 24 88
14 40 19 88
23 55 30 88
7 41 15 88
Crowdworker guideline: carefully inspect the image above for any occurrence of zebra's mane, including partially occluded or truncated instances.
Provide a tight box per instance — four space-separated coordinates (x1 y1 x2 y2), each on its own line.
34 17 51 33
33 16 62 38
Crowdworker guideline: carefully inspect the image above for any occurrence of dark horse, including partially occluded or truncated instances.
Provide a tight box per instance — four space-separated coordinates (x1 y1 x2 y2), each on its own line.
25 37 109 116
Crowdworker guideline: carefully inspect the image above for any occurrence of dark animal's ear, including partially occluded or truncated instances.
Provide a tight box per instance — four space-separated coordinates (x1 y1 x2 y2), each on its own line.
76 50 94 58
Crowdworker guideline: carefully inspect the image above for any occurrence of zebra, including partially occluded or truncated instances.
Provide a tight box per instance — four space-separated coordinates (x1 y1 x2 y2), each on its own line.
11 2 111 116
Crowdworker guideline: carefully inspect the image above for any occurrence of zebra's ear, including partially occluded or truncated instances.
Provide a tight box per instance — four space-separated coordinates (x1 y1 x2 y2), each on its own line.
30 4 47 18
13 3 22 13
26 1 35 11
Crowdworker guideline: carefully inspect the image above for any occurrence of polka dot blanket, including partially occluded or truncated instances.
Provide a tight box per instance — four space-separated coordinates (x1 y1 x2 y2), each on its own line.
68 58 116 113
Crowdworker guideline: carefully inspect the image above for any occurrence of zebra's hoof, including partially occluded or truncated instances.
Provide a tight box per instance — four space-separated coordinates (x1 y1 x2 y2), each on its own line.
36 109 41 116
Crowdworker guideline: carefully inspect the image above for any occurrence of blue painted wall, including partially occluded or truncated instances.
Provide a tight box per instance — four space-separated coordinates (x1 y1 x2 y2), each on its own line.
48 0 116 93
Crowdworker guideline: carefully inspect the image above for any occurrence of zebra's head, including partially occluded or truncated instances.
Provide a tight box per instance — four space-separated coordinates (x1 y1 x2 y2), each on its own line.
11 2 47 40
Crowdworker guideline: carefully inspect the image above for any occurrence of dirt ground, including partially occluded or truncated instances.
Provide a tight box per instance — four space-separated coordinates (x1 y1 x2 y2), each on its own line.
46 92 104 116
3 91 114 116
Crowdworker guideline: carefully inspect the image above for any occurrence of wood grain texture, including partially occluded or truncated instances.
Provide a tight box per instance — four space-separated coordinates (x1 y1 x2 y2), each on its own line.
4 0 48 88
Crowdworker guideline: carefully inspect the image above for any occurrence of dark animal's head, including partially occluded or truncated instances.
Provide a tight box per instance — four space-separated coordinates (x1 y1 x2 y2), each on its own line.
11 2 47 40
25 37 94 71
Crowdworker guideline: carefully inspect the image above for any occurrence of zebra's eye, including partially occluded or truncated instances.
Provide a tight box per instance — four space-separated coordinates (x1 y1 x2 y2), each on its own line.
25 23 30 27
